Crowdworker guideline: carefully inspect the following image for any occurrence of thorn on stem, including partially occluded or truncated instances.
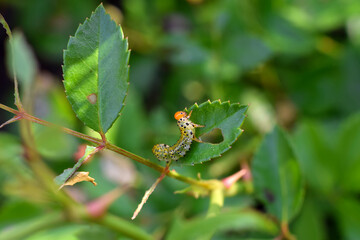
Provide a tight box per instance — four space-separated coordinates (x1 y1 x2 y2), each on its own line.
0 115 22 129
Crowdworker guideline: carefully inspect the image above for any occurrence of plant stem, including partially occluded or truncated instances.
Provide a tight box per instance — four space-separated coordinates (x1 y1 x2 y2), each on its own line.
0 103 18 115
201 188 225 240
94 214 153 240
0 104 217 190
207 188 224 217
0 210 154 240
281 222 296 240
0 14 23 111
105 143 214 189
0 211 66 240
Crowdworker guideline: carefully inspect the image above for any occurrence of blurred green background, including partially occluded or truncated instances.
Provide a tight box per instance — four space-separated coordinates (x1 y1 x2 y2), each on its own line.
1 0 360 239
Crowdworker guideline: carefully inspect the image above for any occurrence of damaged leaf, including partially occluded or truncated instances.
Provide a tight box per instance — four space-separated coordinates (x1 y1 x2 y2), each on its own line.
54 145 100 187
59 171 97 189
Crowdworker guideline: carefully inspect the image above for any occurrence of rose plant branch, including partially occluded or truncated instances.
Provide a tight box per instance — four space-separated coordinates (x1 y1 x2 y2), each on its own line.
0 103 220 190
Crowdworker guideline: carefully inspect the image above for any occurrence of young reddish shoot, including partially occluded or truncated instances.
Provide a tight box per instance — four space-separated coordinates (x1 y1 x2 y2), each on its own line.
222 169 247 189
87 187 128 218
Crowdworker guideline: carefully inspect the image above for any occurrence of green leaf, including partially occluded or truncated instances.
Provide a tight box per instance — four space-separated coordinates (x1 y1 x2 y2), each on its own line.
54 145 97 187
33 83 78 160
166 210 279 240
172 100 248 165
0 133 30 178
335 197 360 240
0 200 43 231
222 34 272 71
292 120 338 194
24 224 89 240
0 133 23 163
252 125 304 224
265 15 315 55
76 225 116 240
63 4 130 133
106 89 148 154
291 196 327 240
5 31 38 90
337 112 360 192
0 212 65 240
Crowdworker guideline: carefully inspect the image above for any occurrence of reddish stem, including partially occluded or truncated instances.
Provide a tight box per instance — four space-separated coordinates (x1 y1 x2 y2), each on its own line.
0 104 215 189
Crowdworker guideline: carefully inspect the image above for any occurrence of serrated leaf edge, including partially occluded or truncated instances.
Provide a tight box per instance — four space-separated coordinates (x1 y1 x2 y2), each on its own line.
178 100 248 165
62 4 131 134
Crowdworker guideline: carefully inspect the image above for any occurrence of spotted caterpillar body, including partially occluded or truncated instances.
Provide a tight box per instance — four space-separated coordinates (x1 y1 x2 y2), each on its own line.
152 111 204 162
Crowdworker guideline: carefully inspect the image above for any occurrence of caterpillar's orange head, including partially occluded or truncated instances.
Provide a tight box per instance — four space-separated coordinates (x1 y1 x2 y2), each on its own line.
174 111 187 120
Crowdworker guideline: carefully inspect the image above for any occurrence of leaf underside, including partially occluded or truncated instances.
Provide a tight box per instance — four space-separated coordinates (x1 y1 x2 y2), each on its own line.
63 4 130 133
59 171 97 189
173 100 248 165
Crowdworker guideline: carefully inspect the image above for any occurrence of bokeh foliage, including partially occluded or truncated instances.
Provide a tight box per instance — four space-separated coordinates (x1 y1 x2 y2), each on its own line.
1 0 360 239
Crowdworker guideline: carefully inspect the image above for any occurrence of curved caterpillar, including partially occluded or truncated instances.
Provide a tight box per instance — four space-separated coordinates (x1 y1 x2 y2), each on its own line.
152 111 204 162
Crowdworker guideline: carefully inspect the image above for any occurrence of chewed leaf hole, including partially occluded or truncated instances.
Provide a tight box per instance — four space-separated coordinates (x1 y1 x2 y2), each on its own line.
199 128 224 144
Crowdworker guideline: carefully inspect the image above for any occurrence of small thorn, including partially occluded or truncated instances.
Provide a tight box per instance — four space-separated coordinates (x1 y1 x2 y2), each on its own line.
0 115 22 129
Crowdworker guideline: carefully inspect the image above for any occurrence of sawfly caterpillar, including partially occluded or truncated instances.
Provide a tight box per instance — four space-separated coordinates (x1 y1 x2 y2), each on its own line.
152 111 204 162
